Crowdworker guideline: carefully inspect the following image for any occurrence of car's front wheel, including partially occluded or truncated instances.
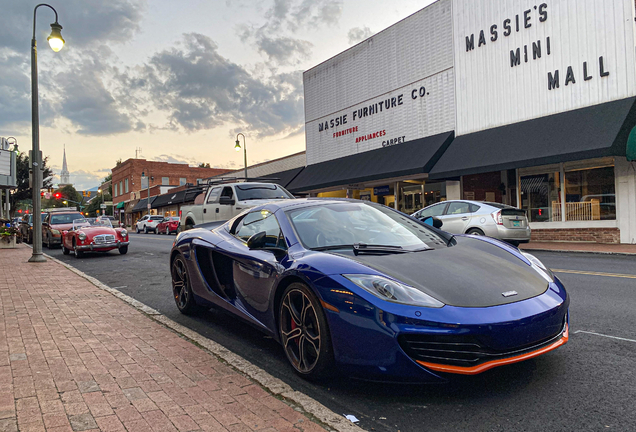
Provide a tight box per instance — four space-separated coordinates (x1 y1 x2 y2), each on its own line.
119 245 128 255
62 244 70 255
136 225 140 233
171 255 198 314
279 283 333 379
73 241 84 258
166 227 170 235
144 226 148 234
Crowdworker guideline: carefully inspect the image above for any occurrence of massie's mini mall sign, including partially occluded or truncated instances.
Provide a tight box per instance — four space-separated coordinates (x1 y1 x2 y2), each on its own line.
454 0 636 135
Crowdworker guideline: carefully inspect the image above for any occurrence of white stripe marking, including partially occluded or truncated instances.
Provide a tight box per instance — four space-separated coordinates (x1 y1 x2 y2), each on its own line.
574 330 636 344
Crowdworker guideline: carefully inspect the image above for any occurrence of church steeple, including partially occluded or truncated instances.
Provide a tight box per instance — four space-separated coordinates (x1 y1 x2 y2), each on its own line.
60 144 70 186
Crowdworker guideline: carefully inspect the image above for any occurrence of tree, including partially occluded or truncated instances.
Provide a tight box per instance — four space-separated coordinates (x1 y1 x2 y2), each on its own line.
82 192 112 217
198 163 211 168
10 153 54 211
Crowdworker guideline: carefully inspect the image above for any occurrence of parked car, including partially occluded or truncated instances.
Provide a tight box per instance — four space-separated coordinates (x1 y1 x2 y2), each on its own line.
156 216 180 235
135 215 165 233
62 217 129 258
42 209 84 248
179 182 294 231
171 199 568 381
412 200 531 246
19 214 45 244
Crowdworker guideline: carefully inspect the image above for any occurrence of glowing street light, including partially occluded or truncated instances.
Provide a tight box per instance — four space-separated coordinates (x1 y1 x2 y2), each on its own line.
29 3 65 263
235 133 247 179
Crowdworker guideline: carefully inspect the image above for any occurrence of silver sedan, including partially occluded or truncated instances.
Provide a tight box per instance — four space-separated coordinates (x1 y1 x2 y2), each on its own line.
412 200 531 245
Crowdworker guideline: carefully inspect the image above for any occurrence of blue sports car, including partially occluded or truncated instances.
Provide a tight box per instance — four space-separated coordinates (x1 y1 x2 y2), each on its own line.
170 199 569 382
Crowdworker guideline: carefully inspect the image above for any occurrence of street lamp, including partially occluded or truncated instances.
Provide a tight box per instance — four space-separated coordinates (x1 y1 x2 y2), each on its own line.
235 133 247 179
141 171 152 215
6 137 19 156
29 4 65 263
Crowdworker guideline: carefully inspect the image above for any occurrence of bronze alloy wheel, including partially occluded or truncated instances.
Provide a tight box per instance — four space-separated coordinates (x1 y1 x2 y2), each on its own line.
171 255 196 314
279 284 333 377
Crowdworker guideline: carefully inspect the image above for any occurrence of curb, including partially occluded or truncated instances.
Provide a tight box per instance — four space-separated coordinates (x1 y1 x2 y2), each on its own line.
38 249 364 432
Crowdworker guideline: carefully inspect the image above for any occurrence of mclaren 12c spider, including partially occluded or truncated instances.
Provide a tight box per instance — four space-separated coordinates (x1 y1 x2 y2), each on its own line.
169 199 569 382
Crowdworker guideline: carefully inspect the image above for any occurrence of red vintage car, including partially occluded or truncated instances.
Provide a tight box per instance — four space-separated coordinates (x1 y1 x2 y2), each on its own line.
156 216 180 235
62 217 129 258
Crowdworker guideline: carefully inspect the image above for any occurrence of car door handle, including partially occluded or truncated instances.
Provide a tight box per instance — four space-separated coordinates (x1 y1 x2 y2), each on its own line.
203 208 207 213
216 208 219 213
462 217 469 220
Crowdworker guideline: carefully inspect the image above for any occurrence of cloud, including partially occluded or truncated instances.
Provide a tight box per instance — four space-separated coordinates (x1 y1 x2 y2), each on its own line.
152 154 198 166
256 36 313 66
61 169 109 191
347 26 374 45
139 33 304 138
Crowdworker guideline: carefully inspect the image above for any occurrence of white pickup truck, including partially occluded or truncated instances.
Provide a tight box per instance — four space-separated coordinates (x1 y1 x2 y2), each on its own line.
179 182 295 230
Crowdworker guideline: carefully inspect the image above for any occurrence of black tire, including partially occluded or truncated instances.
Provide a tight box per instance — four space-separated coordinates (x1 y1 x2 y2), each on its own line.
62 245 70 255
144 226 148 234
46 233 53 249
119 245 128 255
466 228 485 236
156 227 160 235
185 220 194 231
279 283 334 379
136 226 140 233
507 240 521 247
166 227 170 235
171 254 197 315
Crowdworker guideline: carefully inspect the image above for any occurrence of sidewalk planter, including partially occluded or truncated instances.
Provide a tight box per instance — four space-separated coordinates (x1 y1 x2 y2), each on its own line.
0 226 19 249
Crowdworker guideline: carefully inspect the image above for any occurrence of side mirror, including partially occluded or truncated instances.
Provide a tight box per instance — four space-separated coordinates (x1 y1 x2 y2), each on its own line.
247 231 267 250
422 216 443 229
219 196 235 206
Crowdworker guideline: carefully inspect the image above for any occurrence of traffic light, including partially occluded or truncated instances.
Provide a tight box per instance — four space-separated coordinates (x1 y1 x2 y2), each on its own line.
18 209 22 214
41 191 45 197
54 192 62 199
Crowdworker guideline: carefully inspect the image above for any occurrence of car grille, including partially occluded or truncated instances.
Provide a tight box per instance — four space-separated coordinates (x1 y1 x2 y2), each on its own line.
94 234 116 244
398 323 565 367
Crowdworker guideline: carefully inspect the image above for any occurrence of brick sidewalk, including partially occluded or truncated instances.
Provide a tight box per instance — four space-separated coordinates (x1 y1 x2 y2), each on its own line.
0 246 326 432
520 241 636 255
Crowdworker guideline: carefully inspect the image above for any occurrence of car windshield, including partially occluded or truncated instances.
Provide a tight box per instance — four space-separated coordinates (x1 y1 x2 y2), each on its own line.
72 218 113 230
151 216 164 220
286 202 446 251
235 184 294 201
50 213 83 225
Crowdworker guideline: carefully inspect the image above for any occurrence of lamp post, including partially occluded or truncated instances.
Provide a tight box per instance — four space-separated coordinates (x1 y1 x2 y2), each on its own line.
97 188 104 215
6 137 19 156
141 171 151 215
29 3 65 263
235 133 247 179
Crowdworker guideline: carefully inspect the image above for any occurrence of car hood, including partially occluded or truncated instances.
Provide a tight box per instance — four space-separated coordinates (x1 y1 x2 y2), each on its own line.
330 237 549 308
51 223 75 231
77 227 117 236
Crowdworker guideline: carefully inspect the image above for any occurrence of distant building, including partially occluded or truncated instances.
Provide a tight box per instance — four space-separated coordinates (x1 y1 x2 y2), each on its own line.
111 158 232 225
58 145 71 187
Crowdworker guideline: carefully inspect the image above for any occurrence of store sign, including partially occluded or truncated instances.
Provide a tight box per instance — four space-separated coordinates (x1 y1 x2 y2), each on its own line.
373 185 391 196
453 0 636 135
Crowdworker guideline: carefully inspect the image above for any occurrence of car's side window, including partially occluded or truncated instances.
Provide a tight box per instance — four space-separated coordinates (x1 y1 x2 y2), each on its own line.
233 210 285 248
207 187 222 203
469 204 481 213
419 203 446 218
221 186 234 199
446 202 471 215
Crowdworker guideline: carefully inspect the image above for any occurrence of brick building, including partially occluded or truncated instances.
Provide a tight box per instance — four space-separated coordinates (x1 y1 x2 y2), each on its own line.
111 159 230 218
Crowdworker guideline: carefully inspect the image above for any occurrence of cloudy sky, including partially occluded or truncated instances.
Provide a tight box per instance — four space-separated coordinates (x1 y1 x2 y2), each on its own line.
1 0 433 190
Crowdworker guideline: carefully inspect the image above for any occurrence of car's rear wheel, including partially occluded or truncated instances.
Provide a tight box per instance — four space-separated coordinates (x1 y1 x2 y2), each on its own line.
279 283 333 378
466 228 485 236
119 245 128 255
171 255 197 314
46 233 53 249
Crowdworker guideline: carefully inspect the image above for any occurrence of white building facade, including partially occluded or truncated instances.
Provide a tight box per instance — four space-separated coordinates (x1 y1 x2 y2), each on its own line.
290 0 636 244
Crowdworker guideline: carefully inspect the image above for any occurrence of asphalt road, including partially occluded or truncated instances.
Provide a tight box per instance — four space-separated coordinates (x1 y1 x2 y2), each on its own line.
46 232 636 432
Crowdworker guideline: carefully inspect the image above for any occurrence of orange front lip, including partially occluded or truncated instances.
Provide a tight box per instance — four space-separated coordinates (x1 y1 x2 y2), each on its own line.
416 323 569 375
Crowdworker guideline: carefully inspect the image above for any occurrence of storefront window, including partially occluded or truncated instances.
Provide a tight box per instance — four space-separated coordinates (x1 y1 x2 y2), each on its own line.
564 166 615 221
520 172 561 222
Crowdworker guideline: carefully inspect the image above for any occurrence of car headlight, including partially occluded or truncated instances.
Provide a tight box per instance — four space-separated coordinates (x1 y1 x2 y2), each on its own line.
50 229 60 235
521 251 554 283
78 232 87 241
343 274 444 308
120 229 128 237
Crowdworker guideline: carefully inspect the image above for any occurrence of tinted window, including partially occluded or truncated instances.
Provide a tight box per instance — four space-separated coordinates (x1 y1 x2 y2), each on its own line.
207 187 222 203
419 203 446 218
470 204 481 213
235 184 293 201
221 187 233 198
50 214 83 225
446 202 471 215
150 216 164 220
234 210 284 248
